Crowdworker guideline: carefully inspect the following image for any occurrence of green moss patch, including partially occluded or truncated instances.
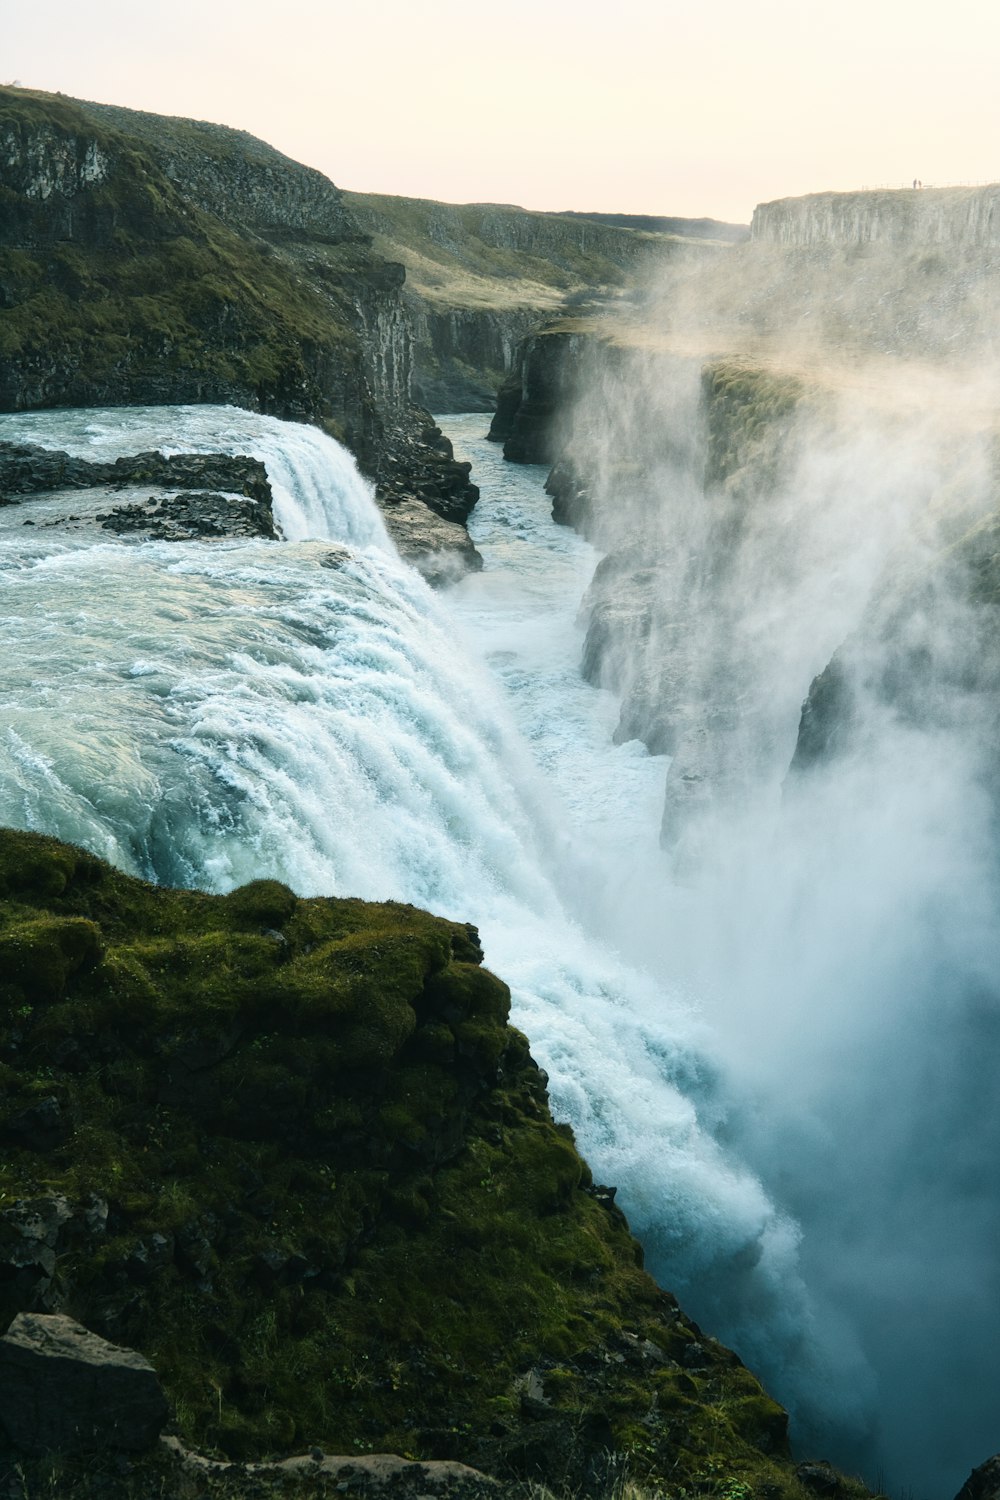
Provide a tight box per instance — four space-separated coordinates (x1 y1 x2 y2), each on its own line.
0 829 873 1499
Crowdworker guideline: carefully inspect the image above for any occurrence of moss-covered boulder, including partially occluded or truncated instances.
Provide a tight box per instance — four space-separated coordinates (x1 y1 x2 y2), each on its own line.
0 828 873 1499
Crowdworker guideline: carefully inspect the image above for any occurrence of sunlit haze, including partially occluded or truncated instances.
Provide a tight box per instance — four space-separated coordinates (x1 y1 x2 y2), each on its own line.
6 0 1000 222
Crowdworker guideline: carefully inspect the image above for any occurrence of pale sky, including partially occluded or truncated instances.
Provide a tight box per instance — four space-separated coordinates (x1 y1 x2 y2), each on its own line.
6 0 999 223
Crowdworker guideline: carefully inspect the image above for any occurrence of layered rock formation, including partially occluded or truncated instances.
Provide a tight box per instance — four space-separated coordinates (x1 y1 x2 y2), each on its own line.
0 87 479 576
344 193 717 411
0 826 872 1500
488 327 591 463
751 184 1000 249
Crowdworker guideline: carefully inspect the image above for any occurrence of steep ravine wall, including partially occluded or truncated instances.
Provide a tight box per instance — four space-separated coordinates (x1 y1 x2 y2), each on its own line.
403 301 542 412
751 184 1000 248
0 87 482 579
345 191 705 411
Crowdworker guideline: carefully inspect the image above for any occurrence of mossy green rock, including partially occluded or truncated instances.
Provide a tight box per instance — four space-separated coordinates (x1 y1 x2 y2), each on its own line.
0 829 871 1499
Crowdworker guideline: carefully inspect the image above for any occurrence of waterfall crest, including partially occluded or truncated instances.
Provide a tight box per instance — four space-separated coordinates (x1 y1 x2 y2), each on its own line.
0 403 875 1463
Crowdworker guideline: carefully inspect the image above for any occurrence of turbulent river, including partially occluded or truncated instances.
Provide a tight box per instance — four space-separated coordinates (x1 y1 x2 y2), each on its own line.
0 405 993 1498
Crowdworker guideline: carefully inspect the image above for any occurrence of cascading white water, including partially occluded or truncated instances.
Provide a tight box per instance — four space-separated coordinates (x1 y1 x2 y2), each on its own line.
0 405 873 1468
0 404 390 547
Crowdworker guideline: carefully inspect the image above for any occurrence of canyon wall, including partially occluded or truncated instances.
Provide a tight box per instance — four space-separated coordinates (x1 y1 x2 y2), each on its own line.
0 87 479 576
752 184 1000 248
345 191 709 410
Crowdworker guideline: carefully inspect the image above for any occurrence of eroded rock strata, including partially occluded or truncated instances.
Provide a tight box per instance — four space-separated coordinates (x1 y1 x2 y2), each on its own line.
0 87 479 576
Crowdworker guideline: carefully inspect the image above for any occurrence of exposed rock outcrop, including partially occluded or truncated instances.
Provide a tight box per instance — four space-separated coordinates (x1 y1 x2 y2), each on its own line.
403 302 542 412
0 441 279 542
0 443 272 506
0 87 480 575
955 1454 1000 1500
0 1313 168 1455
751 185 1000 249
488 328 588 463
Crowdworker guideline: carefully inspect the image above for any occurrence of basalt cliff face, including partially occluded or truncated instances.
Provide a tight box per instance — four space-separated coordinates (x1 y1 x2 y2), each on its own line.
488 326 593 463
0 827 873 1500
0 88 478 577
499 184 1000 857
345 192 721 412
751 185 1000 249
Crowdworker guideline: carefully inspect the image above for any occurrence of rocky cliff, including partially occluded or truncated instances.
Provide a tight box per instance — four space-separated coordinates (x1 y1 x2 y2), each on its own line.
555 349 833 856
0 826 872 1500
491 176 1000 852
751 184 1000 248
790 498 1000 793
344 193 699 411
0 87 479 577
488 325 595 463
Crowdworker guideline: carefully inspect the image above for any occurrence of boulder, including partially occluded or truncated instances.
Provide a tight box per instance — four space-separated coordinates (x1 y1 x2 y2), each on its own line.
0 1313 168 1454
795 1460 844 1494
955 1456 1000 1500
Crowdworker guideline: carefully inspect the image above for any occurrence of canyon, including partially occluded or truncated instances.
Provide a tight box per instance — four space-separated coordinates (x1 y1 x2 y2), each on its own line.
2 83 1000 1500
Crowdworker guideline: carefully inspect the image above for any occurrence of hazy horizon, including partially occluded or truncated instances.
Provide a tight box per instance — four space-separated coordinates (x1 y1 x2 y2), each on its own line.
6 0 1000 224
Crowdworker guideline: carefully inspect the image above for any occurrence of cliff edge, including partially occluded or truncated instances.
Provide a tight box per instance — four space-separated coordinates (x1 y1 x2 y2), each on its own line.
0 826 873 1500
0 87 479 577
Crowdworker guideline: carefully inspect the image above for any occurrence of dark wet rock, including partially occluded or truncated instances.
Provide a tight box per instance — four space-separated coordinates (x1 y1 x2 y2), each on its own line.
0 443 272 506
375 419 482 581
488 330 586 464
795 1460 846 1494
97 491 277 541
0 1312 168 1455
955 1454 1000 1500
0 444 280 542
546 457 594 530
379 494 483 584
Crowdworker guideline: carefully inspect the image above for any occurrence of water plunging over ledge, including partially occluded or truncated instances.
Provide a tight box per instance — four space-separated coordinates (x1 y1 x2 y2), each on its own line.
0 403 878 1480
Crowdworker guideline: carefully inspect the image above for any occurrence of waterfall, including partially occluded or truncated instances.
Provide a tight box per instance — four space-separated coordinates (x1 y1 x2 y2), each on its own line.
0 404 873 1467
0 403 389 547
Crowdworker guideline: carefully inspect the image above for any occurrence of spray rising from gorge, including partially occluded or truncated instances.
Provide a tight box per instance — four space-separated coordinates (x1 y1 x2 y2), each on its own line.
2 172 1000 1497
519 203 1000 1495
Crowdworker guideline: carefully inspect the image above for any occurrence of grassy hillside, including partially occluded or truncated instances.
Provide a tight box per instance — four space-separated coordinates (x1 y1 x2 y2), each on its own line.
343 192 685 312
0 88 379 448
343 192 726 408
